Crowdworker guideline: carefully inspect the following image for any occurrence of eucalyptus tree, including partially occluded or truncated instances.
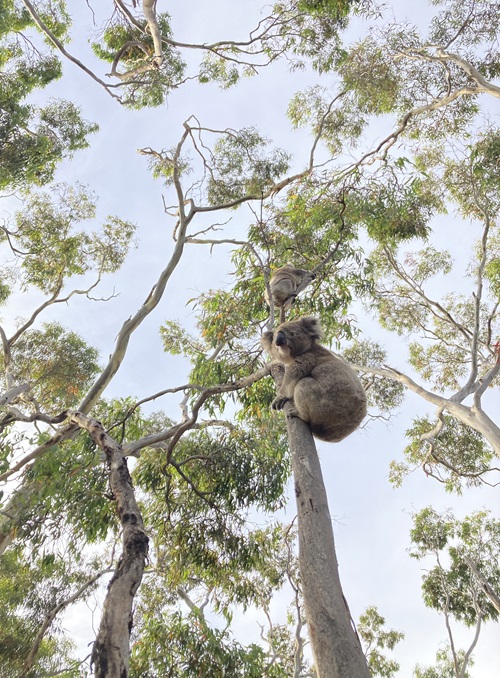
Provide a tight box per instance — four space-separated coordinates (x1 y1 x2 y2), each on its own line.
1 1 500 677
0 1 97 189
344 131 500 492
410 508 500 677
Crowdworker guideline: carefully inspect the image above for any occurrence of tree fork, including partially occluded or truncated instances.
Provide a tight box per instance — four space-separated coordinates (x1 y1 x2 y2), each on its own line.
285 408 371 678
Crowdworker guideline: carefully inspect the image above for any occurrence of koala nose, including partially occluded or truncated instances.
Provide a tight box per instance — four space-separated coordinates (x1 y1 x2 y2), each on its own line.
275 331 286 346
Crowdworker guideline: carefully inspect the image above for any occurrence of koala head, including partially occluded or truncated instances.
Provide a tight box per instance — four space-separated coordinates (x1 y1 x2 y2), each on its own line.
261 316 322 363
281 264 316 284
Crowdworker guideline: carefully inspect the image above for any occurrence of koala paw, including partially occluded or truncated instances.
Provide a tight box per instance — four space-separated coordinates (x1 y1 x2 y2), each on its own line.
272 396 290 411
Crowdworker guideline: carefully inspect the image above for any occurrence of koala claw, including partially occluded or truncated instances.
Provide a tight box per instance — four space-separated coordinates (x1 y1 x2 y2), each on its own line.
272 396 290 411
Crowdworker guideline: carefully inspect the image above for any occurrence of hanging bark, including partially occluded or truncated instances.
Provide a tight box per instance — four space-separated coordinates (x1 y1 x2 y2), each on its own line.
285 405 371 678
69 412 149 678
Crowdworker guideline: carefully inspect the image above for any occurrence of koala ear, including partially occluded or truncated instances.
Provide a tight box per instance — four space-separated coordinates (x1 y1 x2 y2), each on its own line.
299 316 323 341
261 331 274 353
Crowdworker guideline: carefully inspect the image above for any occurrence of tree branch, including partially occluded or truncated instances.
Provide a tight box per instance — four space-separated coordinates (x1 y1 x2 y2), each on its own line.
350 362 500 454
464 556 500 615
21 0 122 103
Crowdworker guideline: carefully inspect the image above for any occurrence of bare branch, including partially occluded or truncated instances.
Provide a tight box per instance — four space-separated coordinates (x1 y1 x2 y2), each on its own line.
9 277 105 347
350 362 500 455
0 383 30 408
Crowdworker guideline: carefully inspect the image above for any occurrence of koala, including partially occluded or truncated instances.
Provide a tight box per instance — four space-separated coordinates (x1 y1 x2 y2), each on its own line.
261 316 367 443
265 264 316 323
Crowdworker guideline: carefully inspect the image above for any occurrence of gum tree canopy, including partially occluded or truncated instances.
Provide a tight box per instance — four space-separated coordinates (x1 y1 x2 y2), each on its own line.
0 1 499 677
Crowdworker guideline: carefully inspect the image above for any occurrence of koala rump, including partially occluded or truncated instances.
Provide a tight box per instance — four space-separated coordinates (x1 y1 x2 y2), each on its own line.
262 316 367 443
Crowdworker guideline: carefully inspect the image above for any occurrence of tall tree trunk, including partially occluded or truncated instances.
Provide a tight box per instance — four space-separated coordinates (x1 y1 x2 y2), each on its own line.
286 410 371 678
69 412 149 678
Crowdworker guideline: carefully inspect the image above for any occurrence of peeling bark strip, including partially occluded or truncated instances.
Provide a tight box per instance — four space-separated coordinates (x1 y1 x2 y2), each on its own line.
285 411 371 678
69 412 149 678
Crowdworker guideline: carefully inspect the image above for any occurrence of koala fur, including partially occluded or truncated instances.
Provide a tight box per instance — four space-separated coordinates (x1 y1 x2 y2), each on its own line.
265 265 316 323
261 316 367 443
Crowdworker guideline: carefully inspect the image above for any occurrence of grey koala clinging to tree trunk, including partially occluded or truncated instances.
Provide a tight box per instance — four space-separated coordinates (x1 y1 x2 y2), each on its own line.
262 316 367 442
265 264 316 323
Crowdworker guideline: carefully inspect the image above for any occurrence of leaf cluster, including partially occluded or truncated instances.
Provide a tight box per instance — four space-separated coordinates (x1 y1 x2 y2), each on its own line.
390 415 495 492
343 340 405 412
7 322 100 411
206 128 291 205
8 183 135 295
444 128 500 220
130 523 305 677
91 12 186 109
0 550 81 678
1 398 168 548
348 174 442 244
358 606 404 678
414 647 473 678
288 85 366 154
0 2 97 189
130 605 287 678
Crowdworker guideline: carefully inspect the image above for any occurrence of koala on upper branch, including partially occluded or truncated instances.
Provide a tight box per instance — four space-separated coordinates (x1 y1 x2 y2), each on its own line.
261 316 367 443
265 264 316 323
